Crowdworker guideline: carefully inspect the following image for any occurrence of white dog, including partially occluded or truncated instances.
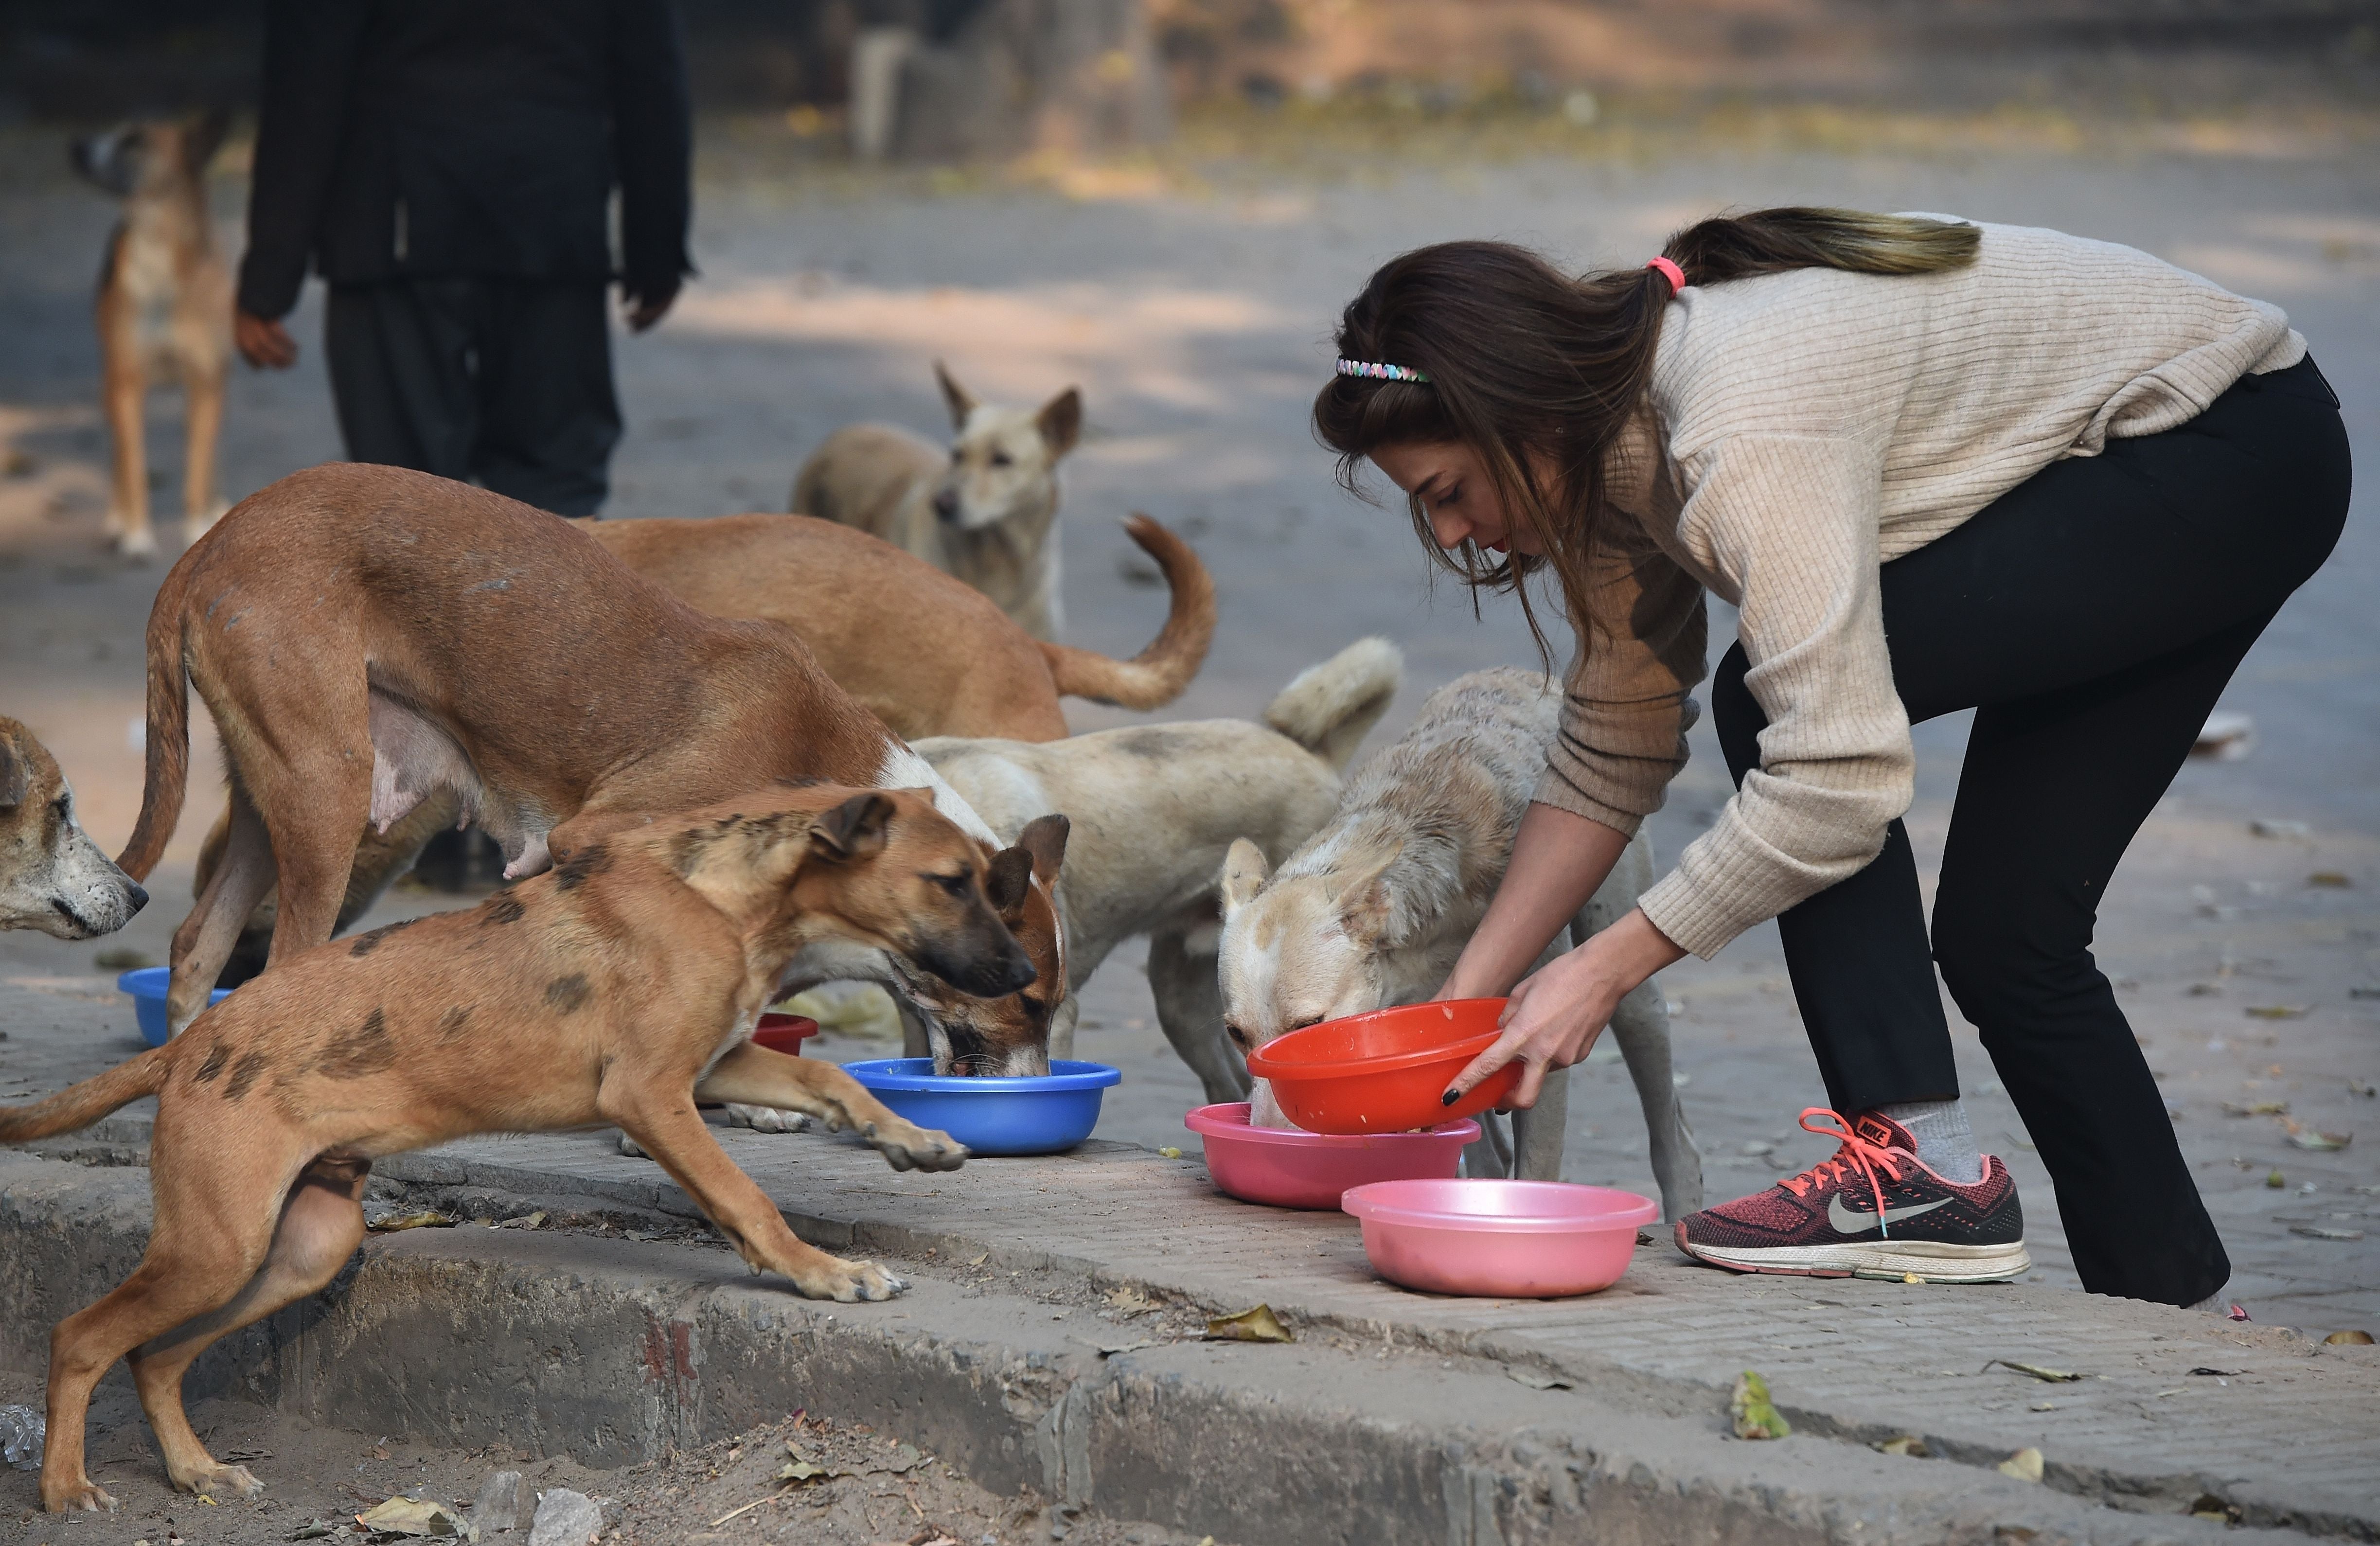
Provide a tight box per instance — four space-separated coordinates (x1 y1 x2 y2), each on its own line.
0 717 149 938
1217 668 1704 1218
793 362 1081 640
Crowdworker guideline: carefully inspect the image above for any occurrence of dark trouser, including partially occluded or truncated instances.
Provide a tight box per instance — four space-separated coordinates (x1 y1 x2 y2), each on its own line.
324 276 622 517
1711 356 2349 1306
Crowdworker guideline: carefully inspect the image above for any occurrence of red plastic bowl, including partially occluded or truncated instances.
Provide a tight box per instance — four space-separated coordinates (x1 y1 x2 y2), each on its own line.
1341 1178 1659 1298
1241 999 1517 1135
1184 1102 1479 1209
752 1013 819 1056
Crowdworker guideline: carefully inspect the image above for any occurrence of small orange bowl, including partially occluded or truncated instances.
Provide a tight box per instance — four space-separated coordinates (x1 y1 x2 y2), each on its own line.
1243 999 1517 1135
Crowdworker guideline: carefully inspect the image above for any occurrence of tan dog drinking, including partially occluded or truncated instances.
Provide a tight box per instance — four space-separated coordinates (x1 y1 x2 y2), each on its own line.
2 785 1014 1514
120 464 1068 1075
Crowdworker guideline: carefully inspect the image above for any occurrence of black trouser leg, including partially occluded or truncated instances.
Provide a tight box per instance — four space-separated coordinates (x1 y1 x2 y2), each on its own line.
1706 357 2349 1304
324 278 482 481
323 277 619 516
470 279 621 517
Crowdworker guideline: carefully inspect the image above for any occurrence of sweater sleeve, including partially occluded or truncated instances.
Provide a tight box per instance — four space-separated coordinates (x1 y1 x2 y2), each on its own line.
237 0 372 320
609 0 694 300
1635 434 1913 959
1531 538 1708 836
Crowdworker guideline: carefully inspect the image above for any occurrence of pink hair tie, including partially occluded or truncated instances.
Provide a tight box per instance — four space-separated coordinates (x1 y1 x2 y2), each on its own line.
1646 256 1686 295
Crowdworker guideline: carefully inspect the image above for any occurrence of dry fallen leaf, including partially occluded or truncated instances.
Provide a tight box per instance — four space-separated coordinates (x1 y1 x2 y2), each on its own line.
365 1210 458 1234
2266 1170 2287 1189
2308 871 2352 888
495 1211 548 1230
2243 1005 2309 1020
1872 1435 1928 1457
2292 1225 2367 1241
353 1494 471 1537
1205 1305 1294 1343
1105 1285 1158 1316
1729 1370 1790 1439
1991 1359 2085 1383
1505 1367 1572 1391
866 1443 925 1475
1157 1146 1184 1159
2221 1101 2289 1118
2323 1329 2375 1345
1997 1447 2044 1483
2283 1120 2352 1152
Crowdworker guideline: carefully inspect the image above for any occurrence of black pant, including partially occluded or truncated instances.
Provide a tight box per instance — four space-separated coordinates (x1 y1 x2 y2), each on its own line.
324 277 622 517
1712 357 2349 1306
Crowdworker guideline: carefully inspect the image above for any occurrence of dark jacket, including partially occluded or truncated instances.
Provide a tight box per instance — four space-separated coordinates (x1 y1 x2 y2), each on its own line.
238 0 692 320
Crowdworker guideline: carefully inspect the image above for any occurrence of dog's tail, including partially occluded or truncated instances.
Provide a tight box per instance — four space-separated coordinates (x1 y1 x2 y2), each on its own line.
117 549 196 880
1037 515 1216 711
0 1048 170 1143
1263 638 1403 772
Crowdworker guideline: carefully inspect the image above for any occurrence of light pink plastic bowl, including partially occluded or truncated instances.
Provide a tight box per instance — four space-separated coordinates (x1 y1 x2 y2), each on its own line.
1341 1178 1660 1297
1184 1102 1479 1210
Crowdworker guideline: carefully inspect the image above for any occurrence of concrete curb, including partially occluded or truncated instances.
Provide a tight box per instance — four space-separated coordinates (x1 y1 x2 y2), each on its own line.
0 1150 2324 1546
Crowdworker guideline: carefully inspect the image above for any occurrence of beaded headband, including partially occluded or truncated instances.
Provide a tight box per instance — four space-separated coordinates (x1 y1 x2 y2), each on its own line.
1335 357 1429 383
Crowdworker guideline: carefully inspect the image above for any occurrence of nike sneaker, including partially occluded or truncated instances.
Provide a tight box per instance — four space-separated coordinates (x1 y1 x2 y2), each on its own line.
1674 1108 2030 1282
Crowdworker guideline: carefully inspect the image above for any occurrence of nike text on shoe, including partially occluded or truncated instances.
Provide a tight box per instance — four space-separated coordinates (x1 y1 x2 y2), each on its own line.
1674 1108 2031 1283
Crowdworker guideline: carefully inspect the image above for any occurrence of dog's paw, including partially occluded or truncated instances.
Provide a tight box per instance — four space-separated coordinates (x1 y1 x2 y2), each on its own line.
42 1476 119 1514
861 1120 968 1173
725 1102 812 1134
113 524 158 561
794 1254 909 1303
175 1461 264 1499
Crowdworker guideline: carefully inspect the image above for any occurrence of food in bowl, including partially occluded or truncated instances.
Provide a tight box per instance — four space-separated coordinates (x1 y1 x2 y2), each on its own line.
1341 1178 1659 1297
837 1058 1120 1156
1241 998 1517 1135
1185 1102 1478 1209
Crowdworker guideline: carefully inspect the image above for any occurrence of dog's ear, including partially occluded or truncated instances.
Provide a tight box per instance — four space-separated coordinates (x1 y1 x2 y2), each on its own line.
810 791 894 861
0 732 24 811
1036 387 1083 457
187 107 232 172
934 360 977 429
1333 842 1402 947
1218 837 1270 917
984 844 1034 917
1015 813 1068 887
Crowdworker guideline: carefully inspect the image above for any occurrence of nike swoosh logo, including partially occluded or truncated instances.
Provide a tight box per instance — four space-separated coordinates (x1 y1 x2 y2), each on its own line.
1828 1194 1953 1235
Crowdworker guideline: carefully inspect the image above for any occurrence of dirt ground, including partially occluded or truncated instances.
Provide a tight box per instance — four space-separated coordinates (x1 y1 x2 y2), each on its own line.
0 1367 1181 1546
2 71 2378 1529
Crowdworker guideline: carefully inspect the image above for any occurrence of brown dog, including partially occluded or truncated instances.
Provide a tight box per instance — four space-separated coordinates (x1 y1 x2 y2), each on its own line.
121 463 1068 1073
585 510 1214 742
71 111 234 559
0 717 149 937
5 785 1014 1514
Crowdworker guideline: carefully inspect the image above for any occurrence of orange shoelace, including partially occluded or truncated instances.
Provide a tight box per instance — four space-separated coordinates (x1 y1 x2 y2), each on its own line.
1778 1107 1908 1232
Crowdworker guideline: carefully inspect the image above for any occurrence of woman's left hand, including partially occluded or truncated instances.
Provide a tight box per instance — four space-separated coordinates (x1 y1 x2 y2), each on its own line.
1440 907 1686 1111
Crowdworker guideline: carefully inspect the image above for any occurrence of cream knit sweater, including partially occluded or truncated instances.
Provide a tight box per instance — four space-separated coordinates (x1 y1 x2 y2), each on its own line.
1533 219 2306 960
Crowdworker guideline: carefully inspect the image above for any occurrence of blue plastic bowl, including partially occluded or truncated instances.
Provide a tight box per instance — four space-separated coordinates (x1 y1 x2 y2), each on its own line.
837 1058 1121 1156
118 967 230 1048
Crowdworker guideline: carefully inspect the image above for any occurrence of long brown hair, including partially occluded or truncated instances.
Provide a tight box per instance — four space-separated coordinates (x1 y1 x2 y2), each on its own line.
1312 207 1980 662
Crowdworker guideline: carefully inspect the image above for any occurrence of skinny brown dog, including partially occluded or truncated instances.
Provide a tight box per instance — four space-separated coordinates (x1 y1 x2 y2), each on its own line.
585 510 1214 741
5 784 1014 1514
122 464 1067 1072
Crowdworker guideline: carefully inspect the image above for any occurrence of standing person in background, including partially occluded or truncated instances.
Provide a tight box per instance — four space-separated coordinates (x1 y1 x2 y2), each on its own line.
233 0 693 519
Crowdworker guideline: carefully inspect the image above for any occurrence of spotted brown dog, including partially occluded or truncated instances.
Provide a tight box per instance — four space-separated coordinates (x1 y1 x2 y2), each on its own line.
4 784 1020 1514
118 463 1068 1074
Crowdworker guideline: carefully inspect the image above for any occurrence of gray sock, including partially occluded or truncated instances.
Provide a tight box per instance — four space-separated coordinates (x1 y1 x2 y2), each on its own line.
1878 1099 1984 1185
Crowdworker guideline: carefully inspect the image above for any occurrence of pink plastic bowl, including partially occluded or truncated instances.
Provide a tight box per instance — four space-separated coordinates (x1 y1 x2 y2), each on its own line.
1185 1102 1479 1210
1341 1178 1660 1297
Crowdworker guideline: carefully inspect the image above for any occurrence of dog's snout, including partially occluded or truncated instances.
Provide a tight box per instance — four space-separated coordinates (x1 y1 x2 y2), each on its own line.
931 486 962 524
126 879 150 914
956 942 1035 999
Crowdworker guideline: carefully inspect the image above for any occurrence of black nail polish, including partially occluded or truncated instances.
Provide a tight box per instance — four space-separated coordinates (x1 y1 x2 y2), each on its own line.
1440 1089 1458 1106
